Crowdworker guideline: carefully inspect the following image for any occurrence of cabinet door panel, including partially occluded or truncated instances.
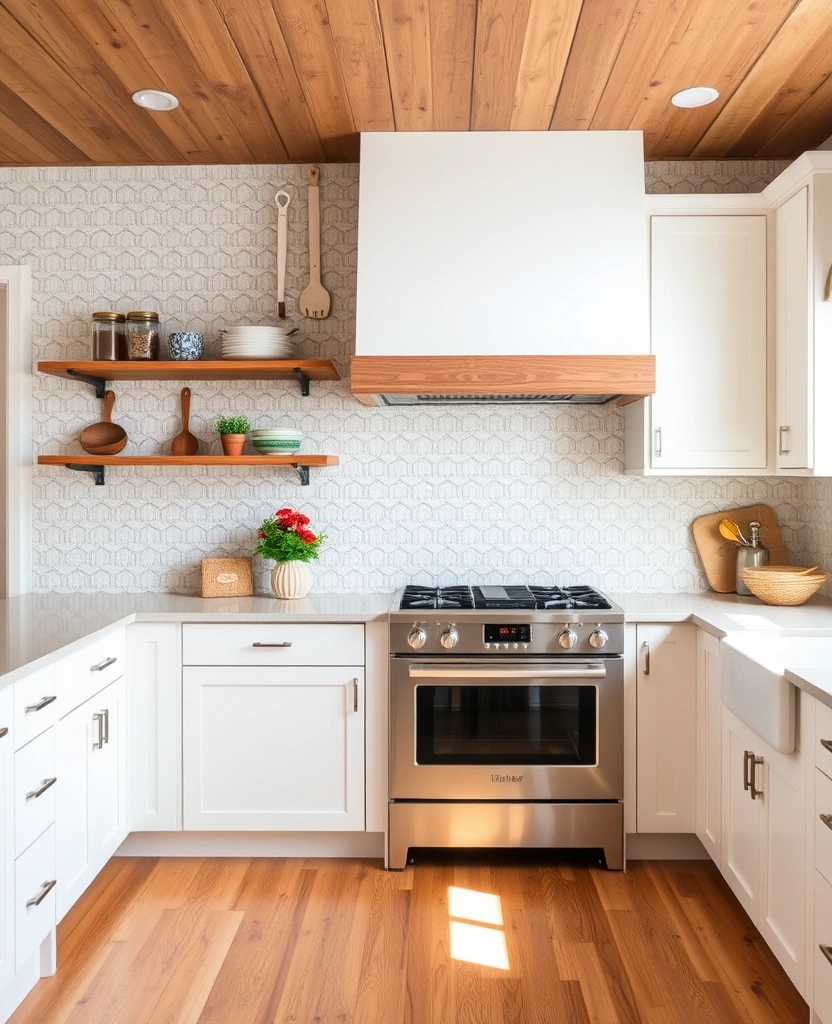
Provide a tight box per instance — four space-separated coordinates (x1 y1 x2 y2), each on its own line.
696 631 721 863
637 624 696 832
183 666 364 831
759 749 805 991
55 707 92 922
0 688 14 989
775 186 811 470
651 216 767 470
721 709 761 921
88 678 126 867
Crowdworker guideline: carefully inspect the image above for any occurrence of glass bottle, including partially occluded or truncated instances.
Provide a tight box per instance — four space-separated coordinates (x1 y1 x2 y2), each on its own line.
91 311 127 360
125 310 161 360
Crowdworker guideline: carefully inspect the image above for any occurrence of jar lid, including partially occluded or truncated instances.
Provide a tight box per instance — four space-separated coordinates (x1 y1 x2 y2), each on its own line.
92 311 126 322
126 310 159 320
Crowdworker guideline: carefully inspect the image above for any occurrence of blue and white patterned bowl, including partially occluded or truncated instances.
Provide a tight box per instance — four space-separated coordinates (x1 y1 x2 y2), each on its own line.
168 332 204 360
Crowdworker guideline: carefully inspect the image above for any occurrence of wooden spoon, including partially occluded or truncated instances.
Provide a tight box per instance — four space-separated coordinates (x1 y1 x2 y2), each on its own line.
298 166 331 319
79 390 127 455
170 387 199 455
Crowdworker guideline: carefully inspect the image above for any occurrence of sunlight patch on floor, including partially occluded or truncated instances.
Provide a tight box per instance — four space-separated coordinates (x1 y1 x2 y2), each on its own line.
448 886 510 970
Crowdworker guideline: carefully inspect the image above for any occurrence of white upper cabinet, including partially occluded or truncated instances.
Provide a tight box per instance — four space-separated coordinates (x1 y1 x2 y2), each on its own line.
625 207 769 474
771 162 832 476
775 187 811 470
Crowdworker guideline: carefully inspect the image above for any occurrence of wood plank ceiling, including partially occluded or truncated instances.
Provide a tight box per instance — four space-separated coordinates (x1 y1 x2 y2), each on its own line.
0 0 830 167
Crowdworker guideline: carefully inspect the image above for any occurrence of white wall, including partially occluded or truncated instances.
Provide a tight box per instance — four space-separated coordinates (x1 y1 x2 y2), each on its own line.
0 159 804 595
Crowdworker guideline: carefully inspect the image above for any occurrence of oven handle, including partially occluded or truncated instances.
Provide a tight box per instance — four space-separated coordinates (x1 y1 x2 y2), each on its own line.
408 665 606 680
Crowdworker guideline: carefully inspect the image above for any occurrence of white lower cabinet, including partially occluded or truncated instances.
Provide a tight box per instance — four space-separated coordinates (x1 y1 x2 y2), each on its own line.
696 631 722 863
636 623 696 832
0 688 14 991
14 825 55 971
183 665 365 831
55 677 127 922
816 869 832 1024
721 705 806 993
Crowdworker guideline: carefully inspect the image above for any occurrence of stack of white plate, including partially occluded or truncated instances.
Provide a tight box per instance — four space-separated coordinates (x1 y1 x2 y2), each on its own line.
221 326 298 360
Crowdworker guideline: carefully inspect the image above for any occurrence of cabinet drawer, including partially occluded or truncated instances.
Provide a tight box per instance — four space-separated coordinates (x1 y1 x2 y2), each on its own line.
15 824 55 971
14 663 57 749
819 768 832 888
58 630 126 717
15 728 56 857
182 624 364 666
818 700 832 780
816 869 832 1024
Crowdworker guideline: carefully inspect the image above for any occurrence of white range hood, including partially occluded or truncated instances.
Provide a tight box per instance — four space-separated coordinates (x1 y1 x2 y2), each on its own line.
351 131 654 406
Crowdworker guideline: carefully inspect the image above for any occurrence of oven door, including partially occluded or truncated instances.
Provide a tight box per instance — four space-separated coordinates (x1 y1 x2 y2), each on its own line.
390 657 623 801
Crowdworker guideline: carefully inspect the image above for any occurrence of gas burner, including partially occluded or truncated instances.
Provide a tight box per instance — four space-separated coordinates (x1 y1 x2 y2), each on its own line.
398 584 612 612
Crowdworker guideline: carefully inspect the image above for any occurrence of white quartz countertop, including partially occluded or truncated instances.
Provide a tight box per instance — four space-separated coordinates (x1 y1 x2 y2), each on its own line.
0 591 395 685
5 588 832 706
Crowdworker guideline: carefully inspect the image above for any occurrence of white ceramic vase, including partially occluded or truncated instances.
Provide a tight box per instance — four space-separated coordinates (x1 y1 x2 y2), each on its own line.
270 560 312 600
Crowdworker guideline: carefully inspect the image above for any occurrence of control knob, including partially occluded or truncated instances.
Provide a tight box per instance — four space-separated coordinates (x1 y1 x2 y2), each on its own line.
439 627 459 649
407 627 427 650
589 628 609 650
558 627 578 650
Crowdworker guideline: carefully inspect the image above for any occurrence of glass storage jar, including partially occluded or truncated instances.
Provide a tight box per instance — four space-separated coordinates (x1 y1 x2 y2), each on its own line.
92 311 127 360
126 310 160 360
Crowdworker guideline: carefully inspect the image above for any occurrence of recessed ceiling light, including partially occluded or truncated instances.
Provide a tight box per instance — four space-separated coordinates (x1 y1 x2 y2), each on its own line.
132 89 179 112
671 86 720 109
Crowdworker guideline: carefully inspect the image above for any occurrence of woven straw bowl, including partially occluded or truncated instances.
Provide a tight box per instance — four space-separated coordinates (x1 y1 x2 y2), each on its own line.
740 566 828 606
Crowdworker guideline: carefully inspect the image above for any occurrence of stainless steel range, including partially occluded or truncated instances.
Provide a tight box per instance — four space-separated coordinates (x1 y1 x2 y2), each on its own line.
388 584 624 870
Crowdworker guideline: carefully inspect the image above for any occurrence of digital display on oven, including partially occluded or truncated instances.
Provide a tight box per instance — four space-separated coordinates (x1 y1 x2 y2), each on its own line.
484 624 531 643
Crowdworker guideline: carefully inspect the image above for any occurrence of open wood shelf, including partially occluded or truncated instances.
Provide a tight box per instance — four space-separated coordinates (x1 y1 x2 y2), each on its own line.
37 454 339 486
37 359 341 397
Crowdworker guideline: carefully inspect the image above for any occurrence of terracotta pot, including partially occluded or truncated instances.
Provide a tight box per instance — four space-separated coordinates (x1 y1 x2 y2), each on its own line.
270 560 312 600
220 433 246 456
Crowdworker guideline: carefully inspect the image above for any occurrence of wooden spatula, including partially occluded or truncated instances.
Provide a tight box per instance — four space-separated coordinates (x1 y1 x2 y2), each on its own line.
170 387 199 455
299 166 331 319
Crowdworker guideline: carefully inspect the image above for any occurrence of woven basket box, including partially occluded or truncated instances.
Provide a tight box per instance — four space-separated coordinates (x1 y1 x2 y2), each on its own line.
200 557 253 598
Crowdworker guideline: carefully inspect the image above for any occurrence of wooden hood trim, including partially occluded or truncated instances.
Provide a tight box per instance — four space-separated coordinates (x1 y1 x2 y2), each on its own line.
350 355 655 406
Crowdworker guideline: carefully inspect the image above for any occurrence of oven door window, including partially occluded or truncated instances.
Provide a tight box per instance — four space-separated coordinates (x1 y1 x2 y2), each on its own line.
415 684 597 766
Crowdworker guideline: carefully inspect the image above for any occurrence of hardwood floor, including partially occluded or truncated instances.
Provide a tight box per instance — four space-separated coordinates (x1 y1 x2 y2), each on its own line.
9 852 808 1024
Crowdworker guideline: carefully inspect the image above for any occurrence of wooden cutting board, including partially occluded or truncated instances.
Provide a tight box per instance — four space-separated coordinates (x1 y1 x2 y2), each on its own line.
692 504 789 593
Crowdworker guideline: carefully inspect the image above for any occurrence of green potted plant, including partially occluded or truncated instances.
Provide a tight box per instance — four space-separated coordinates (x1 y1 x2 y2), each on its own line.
255 506 326 599
213 414 251 456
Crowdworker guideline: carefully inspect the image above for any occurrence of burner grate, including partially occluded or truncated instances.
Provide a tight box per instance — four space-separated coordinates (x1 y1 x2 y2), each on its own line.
399 584 611 611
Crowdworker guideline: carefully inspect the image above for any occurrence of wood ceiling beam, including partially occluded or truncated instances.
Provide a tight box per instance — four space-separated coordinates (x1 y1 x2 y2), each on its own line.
632 0 802 159
211 0 327 163
472 0 533 130
510 0 583 131
377 0 434 130
551 0 639 130
429 0 476 131
269 0 358 161
693 0 832 158
324 0 395 132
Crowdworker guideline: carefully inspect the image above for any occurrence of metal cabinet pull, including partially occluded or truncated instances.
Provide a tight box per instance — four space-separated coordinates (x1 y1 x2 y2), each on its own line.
821 944 832 969
353 678 359 713
25 695 56 713
644 642 650 676
251 642 292 648
0 727 8 739
821 813 832 832
750 755 764 800
90 656 117 673
654 428 662 458
26 777 57 800
93 712 105 750
26 879 56 908
821 738 832 755
103 708 110 745
743 750 752 791
778 425 791 456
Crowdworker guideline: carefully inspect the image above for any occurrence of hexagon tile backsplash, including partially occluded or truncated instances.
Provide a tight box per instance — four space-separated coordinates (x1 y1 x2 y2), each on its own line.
0 159 816 594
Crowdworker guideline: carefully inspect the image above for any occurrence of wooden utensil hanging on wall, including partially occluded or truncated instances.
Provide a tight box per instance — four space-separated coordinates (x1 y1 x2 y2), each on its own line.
276 189 290 318
299 166 331 319
170 387 199 455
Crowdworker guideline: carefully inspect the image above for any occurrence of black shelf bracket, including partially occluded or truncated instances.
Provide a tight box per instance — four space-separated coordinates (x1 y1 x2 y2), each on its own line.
65 463 106 486
291 463 310 486
66 369 107 399
293 368 310 397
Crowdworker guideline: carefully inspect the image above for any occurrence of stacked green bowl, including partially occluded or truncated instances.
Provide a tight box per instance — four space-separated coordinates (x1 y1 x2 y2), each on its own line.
251 428 304 456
